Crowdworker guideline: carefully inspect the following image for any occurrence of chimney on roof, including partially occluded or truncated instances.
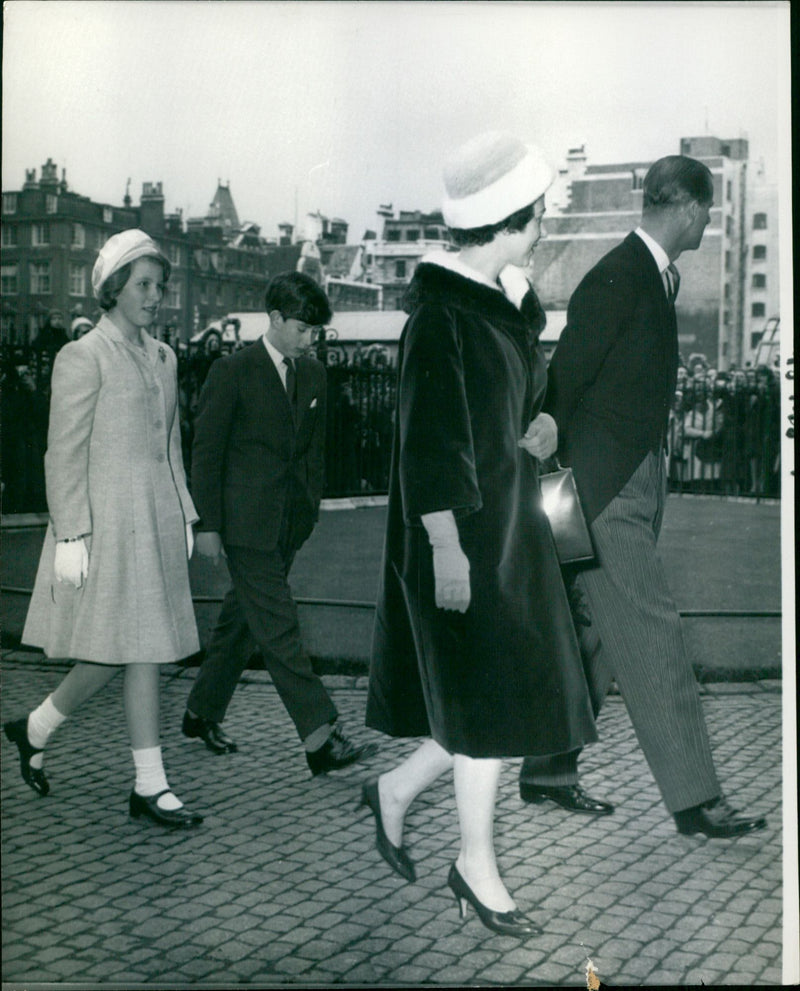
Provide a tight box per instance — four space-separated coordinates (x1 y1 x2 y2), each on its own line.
140 181 165 236
40 158 59 188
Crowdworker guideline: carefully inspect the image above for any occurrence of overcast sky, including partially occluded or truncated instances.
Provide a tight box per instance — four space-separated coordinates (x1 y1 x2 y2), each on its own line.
2 1 791 241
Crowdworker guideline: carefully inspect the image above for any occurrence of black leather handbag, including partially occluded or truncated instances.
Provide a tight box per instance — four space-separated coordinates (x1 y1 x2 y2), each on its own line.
539 463 594 565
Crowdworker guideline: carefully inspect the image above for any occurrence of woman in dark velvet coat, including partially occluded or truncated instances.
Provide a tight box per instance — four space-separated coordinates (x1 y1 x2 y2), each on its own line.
362 132 596 938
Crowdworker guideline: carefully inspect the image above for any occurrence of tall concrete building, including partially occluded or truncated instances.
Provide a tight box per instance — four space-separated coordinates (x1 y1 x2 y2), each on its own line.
362 208 450 311
535 135 776 371
742 160 780 368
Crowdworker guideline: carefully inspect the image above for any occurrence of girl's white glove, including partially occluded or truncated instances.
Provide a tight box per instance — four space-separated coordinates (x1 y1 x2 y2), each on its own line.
54 539 89 588
186 522 195 559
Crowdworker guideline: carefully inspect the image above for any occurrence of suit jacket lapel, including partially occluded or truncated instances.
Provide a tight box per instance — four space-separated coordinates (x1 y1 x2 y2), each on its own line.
626 232 679 388
251 340 297 422
295 359 317 431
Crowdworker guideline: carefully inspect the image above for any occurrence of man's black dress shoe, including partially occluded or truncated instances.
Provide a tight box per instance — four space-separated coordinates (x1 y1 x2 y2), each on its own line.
674 796 767 838
129 789 204 828
519 782 614 816
4 718 49 796
182 711 238 754
359 780 416 882
306 725 379 776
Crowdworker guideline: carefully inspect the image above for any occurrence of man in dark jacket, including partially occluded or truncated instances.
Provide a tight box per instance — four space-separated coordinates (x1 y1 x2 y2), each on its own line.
519 156 766 839
183 272 377 775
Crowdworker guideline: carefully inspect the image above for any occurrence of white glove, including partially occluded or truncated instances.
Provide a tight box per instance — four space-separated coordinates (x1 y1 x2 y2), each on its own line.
54 539 89 588
185 522 195 560
421 510 471 613
195 530 226 565
518 412 558 460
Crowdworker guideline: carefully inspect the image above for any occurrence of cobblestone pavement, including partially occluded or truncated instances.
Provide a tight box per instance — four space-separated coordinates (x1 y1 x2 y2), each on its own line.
1 655 784 988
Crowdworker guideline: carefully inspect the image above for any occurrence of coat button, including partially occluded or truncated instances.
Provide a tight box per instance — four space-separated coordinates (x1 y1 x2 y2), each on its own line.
156 453 165 462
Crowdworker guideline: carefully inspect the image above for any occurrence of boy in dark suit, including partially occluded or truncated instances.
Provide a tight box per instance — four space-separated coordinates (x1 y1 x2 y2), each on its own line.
183 272 377 775
519 156 766 838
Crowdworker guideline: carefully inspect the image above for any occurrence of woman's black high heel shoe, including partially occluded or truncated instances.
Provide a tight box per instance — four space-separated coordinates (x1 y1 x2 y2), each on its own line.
4 718 50 796
129 789 203 829
447 863 542 937
358 780 416 882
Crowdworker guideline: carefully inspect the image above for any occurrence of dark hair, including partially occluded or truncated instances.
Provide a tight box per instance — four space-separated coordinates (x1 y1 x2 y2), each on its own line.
264 271 332 325
448 201 536 248
643 156 714 212
97 255 170 312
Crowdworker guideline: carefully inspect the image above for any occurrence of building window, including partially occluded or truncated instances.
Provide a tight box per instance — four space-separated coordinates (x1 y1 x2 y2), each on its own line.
751 331 763 351
103 206 113 223
424 227 441 240
30 261 51 294
723 282 731 300
2 194 17 214
69 264 86 296
1 264 19 295
395 260 407 278
32 223 51 246
168 243 181 265
387 230 401 242
46 194 58 214
724 251 731 273
97 229 106 248
752 273 767 289
726 180 732 202
751 302 766 318
405 229 420 242
725 216 733 236
216 286 224 306
753 213 767 230
753 244 767 261
166 280 181 309
71 223 85 248
200 285 208 304
1 225 17 247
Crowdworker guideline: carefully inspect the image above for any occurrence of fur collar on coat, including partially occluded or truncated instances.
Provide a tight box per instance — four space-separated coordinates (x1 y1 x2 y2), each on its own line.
403 253 547 344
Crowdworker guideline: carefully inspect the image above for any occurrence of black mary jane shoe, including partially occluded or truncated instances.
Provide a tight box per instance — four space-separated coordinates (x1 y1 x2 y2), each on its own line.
129 789 203 829
447 864 542 937
4 718 50 797
358 780 416 882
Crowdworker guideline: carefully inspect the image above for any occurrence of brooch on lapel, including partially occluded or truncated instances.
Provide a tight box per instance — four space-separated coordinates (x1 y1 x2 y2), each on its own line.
158 346 166 363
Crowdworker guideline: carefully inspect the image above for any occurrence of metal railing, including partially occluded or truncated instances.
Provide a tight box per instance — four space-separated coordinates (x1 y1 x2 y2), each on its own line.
1 342 782 510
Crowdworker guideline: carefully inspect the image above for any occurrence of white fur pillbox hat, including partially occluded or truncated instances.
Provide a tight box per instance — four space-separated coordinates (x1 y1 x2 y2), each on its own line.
91 229 170 299
442 131 554 230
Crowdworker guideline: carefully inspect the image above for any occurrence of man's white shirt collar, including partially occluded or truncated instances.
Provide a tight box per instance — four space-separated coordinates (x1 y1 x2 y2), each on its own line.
634 226 670 275
262 333 289 387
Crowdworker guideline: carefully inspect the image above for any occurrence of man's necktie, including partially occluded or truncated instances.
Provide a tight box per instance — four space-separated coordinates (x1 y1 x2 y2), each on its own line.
665 263 681 306
283 356 297 412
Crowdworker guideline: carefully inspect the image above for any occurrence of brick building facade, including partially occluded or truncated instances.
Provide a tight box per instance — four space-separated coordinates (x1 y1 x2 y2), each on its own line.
0 162 365 345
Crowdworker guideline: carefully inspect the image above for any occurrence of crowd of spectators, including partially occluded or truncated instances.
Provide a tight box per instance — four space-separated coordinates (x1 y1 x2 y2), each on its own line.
2 325 782 513
667 355 781 497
